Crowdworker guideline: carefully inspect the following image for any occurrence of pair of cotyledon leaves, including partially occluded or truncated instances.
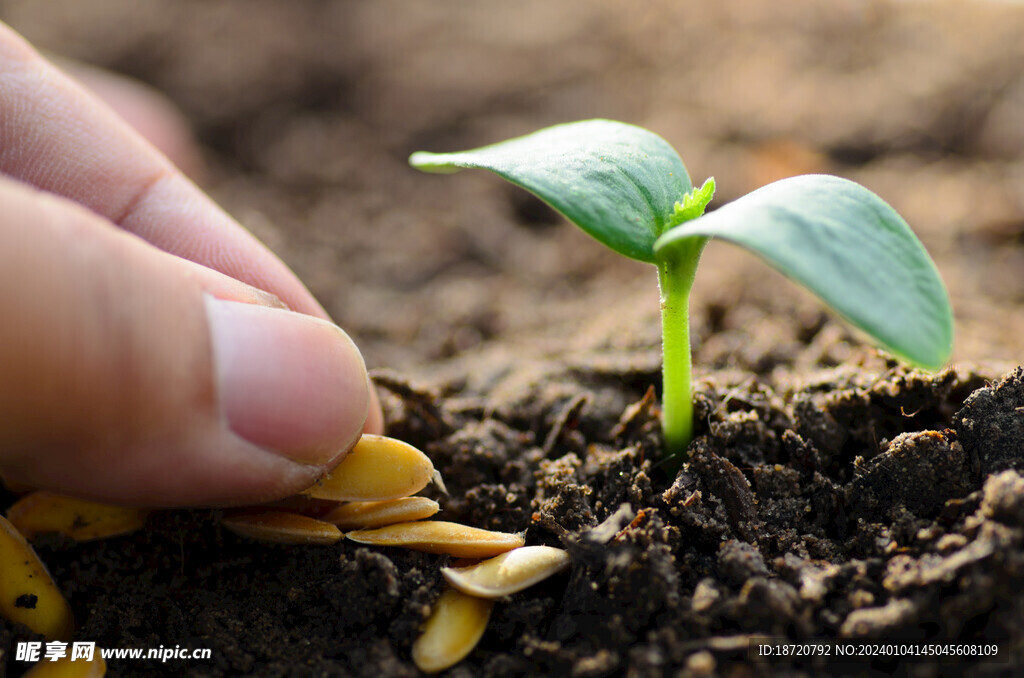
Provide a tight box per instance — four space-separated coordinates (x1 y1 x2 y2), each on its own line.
410 119 954 370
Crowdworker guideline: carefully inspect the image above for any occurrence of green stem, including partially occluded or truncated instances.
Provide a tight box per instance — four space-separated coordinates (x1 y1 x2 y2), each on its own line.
656 237 708 460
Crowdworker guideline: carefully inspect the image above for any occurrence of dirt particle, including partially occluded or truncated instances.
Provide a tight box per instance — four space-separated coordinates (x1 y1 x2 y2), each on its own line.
848 589 875 609
980 470 1024 525
934 533 968 553
688 445 760 542
849 430 974 520
840 598 917 638
683 650 716 675
955 367 1024 476
570 649 618 677
736 577 805 634
691 579 721 614
717 540 769 587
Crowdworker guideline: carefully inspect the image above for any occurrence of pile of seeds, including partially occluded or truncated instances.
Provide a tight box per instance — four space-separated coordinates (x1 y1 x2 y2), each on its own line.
0 435 570 674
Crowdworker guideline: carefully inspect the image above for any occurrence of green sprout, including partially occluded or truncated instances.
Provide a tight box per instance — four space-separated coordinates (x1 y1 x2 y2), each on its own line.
410 120 954 461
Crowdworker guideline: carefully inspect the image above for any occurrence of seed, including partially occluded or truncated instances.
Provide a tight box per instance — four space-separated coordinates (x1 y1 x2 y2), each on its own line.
0 515 75 641
441 545 571 598
412 587 493 673
222 511 342 545
323 497 440 530
346 521 525 558
6 491 150 542
303 435 436 502
23 652 106 677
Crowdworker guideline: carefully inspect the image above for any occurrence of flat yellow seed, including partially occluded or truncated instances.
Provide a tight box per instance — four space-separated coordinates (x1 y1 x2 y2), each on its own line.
6 492 149 542
303 435 435 502
323 497 440 530
23 653 106 678
0 515 75 641
442 546 571 598
222 511 342 545
412 588 493 673
346 521 525 558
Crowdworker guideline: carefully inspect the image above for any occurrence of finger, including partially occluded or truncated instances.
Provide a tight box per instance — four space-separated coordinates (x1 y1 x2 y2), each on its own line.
1 24 385 437
0 21 321 317
51 55 204 181
0 177 372 506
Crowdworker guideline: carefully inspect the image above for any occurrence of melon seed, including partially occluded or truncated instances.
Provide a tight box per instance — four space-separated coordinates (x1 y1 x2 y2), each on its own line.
222 511 342 545
323 497 439 530
346 521 525 558
6 491 149 542
303 435 435 502
412 587 493 673
0 515 75 640
441 545 570 598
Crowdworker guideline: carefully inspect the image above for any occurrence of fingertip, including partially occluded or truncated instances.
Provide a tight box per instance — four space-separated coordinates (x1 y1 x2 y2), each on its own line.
205 298 371 467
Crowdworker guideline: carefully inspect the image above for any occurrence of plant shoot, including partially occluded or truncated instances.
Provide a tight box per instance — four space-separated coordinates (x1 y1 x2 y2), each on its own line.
410 120 954 461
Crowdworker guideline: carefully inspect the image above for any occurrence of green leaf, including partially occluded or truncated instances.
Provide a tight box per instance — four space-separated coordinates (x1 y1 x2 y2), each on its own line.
654 175 954 369
668 177 716 229
410 119 692 263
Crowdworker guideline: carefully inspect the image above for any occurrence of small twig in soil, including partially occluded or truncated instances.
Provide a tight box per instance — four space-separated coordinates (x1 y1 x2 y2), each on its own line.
543 394 589 456
580 503 636 545
613 509 648 541
609 385 658 442
371 369 456 435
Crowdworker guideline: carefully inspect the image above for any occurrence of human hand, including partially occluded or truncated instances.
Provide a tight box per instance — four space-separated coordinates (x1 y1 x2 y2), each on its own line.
0 23 383 506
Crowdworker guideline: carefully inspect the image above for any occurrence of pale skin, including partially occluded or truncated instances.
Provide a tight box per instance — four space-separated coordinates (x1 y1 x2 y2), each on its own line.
0 23 383 506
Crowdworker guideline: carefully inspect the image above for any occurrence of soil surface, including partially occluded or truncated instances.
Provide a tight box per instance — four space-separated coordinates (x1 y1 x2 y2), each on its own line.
4 1 1024 676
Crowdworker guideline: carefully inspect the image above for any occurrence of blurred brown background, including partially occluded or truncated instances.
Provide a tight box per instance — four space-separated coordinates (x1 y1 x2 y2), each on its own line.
3 0 1023 375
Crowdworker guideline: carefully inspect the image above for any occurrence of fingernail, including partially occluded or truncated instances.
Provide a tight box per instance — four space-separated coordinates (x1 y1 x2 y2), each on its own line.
205 297 369 465
224 285 289 311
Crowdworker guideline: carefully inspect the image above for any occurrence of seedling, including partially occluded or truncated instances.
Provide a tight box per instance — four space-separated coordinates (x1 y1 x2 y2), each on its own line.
410 120 954 460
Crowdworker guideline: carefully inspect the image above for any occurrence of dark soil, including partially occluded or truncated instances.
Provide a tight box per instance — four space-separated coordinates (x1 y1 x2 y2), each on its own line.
4 1 1024 676
6 359 1024 677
